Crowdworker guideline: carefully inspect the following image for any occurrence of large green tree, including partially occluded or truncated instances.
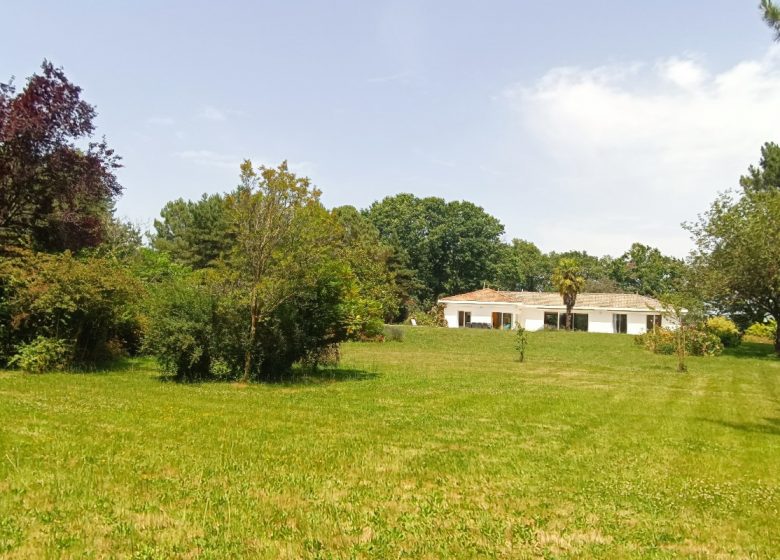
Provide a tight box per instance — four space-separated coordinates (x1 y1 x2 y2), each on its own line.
229 160 338 381
687 143 780 354
549 250 613 291
493 239 551 292
331 206 406 326
365 194 504 304
551 258 585 331
0 61 121 252
611 243 686 297
152 193 233 269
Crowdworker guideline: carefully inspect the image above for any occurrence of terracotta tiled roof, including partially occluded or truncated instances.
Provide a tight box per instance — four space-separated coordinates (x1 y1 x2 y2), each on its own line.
439 288 662 311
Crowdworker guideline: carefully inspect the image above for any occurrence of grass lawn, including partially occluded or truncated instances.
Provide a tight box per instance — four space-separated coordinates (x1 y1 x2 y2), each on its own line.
1 328 779 559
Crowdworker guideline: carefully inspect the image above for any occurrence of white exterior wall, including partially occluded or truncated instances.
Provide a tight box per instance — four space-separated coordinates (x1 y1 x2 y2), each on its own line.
442 300 675 334
627 313 648 335
443 302 519 328
521 308 546 331
587 310 614 333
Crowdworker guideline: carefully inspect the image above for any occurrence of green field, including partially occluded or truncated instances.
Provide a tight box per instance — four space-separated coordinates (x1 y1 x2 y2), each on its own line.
1 328 778 559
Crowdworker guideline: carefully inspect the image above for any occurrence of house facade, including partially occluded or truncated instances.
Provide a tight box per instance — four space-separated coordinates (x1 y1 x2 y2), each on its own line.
438 289 671 335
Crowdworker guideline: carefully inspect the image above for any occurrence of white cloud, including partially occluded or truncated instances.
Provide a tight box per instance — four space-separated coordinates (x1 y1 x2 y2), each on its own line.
198 105 227 122
501 46 780 257
657 57 708 90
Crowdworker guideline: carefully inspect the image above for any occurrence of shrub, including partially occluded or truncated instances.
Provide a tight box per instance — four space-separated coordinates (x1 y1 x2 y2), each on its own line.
142 274 217 381
0 251 143 369
705 316 742 347
745 320 777 340
635 327 677 354
383 325 405 342
143 265 352 382
636 326 723 357
408 303 447 327
686 327 724 357
10 337 73 373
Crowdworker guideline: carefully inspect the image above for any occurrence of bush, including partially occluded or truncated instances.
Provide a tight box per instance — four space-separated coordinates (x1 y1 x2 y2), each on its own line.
745 320 777 340
705 316 742 347
383 325 405 342
0 251 143 369
686 327 724 356
142 273 219 381
636 326 723 357
143 266 352 382
10 337 73 373
408 303 447 327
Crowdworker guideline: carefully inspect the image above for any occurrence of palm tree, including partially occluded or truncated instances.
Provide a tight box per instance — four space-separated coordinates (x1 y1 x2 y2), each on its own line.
762 0 780 40
551 258 585 330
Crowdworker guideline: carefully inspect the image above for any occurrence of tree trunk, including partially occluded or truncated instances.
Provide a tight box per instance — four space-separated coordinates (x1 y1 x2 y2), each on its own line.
242 289 258 383
775 324 780 356
677 324 687 373
566 308 573 330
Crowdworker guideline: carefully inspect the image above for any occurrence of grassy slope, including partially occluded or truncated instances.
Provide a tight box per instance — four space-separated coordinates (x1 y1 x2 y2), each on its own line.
0 328 778 559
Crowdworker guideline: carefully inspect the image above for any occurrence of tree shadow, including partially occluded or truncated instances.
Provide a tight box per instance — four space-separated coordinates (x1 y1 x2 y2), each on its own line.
65 356 157 375
722 341 778 361
155 367 379 386
700 416 780 436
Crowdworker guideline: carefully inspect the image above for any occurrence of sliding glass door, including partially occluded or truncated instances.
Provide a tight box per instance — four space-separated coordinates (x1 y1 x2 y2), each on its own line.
613 313 628 334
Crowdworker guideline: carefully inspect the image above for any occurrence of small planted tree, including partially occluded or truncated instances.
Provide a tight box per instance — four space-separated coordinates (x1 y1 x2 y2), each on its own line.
515 326 528 363
551 258 585 330
655 291 703 373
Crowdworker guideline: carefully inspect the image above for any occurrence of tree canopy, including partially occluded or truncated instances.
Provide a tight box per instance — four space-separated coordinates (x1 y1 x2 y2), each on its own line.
762 0 780 39
0 61 121 252
687 144 780 354
551 258 585 331
364 194 504 306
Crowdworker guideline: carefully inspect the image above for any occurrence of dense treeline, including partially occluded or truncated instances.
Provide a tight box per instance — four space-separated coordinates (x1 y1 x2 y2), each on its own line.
1 61 779 379
153 187 688 317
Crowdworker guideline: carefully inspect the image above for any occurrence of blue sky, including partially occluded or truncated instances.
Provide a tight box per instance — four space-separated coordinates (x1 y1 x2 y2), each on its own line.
3 1 777 257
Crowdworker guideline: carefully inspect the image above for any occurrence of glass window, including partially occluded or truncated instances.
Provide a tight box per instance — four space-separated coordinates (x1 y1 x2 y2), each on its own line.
646 314 662 331
544 312 558 329
573 313 589 331
613 313 628 334
502 313 512 329
458 311 472 327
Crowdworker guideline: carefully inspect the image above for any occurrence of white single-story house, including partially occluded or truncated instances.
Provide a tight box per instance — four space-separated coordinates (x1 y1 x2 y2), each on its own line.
438 288 672 334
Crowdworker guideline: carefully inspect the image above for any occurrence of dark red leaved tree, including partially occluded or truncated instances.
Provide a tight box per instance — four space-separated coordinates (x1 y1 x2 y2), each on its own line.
0 61 121 252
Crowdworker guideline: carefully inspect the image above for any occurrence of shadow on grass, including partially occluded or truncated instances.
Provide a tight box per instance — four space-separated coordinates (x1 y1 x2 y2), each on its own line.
722 341 778 361
48 356 158 375
701 416 780 436
156 367 379 386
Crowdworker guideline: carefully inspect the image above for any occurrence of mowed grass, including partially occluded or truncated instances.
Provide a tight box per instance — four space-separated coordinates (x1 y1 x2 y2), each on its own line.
1 329 779 559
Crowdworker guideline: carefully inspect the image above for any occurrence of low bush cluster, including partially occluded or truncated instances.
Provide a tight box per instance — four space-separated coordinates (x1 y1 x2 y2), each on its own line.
407 303 447 327
142 267 352 382
705 316 742 347
635 326 723 357
745 320 777 340
9 337 73 373
0 251 143 371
